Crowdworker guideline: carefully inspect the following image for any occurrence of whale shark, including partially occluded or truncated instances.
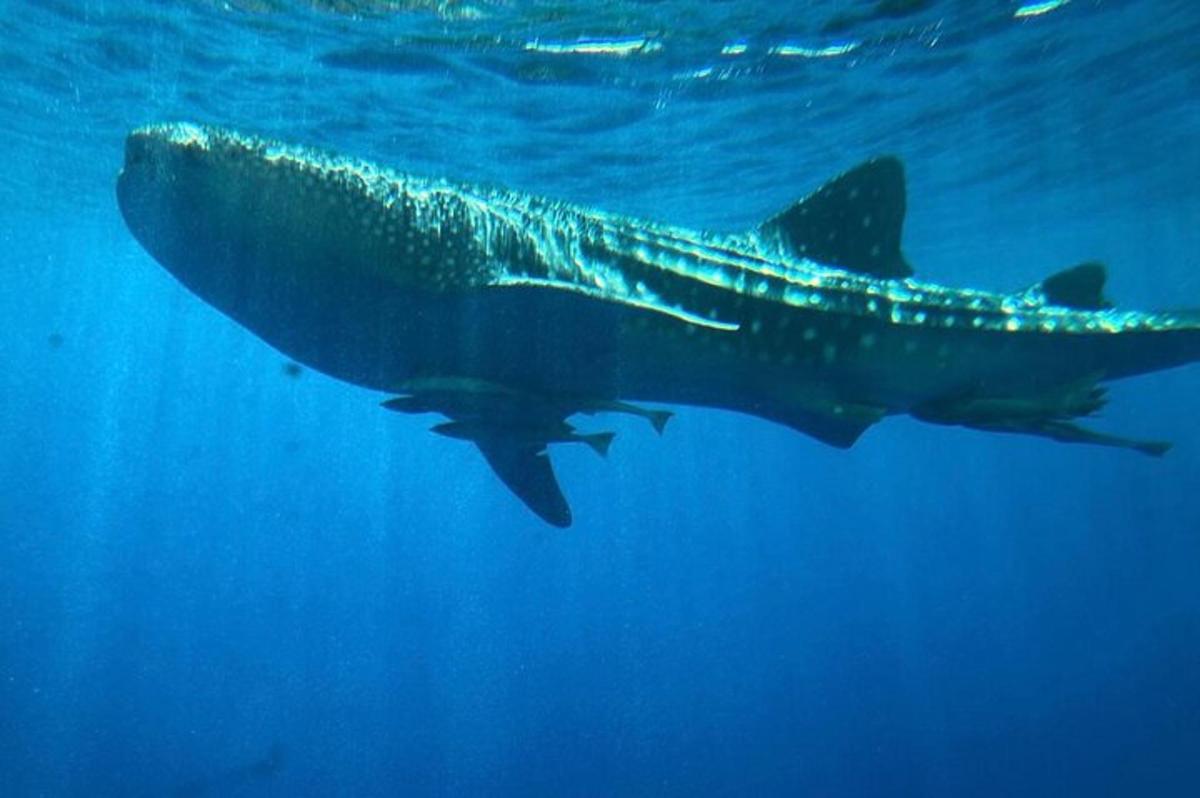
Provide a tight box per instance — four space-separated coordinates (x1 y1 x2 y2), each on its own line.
117 123 1200 527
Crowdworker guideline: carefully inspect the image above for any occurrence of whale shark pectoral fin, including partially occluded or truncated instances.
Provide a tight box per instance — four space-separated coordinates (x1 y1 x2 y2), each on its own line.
413 388 576 526
757 156 911 279
474 439 573 528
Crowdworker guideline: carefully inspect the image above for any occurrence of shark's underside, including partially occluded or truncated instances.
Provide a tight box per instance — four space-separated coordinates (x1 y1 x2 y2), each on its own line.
116 123 1200 527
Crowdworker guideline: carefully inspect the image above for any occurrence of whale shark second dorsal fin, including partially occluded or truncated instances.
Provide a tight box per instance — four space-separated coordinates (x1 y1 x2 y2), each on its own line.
1036 262 1113 310
757 156 912 279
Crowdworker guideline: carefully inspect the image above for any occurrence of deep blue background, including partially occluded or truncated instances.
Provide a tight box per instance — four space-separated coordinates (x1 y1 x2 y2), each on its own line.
2 1 1199 795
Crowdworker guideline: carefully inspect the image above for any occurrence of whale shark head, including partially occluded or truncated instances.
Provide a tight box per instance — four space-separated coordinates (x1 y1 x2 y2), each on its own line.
117 123 300 300
116 122 464 390
117 123 507 299
118 123 213 268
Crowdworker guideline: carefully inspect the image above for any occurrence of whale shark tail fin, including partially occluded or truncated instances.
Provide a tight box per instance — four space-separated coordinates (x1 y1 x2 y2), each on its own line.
758 156 911 279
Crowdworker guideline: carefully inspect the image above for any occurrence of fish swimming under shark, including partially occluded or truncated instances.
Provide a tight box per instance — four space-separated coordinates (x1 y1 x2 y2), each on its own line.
116 123 1200 527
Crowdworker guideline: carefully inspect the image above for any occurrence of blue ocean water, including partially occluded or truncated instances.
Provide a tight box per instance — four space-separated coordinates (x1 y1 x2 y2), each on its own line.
2 0 1199 795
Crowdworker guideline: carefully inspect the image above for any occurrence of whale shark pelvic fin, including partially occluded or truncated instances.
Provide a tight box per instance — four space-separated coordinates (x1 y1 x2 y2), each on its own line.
769 402 887 448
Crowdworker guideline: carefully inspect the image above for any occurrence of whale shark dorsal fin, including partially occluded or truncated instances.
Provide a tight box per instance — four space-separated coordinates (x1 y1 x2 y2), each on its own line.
475 439 572 528
758 156 912 279
1038 262 1113 309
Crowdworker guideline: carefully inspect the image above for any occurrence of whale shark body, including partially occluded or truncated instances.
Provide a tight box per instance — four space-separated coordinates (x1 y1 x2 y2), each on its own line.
117 123 1200 527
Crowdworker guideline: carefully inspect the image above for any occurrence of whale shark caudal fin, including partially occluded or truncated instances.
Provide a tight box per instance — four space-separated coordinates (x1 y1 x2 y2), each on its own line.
757 156 912 279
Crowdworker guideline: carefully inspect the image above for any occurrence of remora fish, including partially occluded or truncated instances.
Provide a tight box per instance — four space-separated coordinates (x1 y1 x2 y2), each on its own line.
117 123 1200 527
